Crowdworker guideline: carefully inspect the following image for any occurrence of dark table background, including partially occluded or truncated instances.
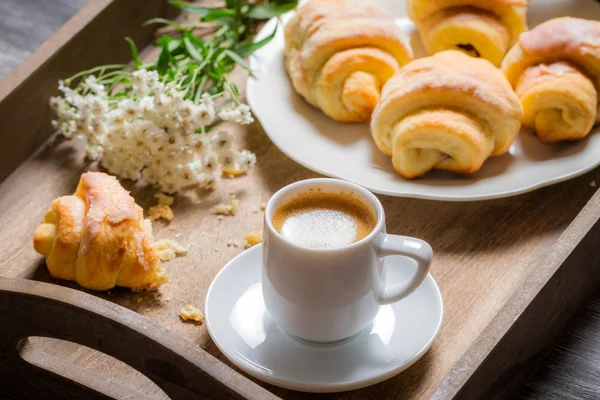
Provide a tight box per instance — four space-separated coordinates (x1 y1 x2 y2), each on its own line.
1 0 599 398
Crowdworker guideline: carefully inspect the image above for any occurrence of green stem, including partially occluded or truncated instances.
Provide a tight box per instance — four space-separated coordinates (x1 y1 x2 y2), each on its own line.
65 64 126 84
96 71 131 84
186 67 200 98
194 75 209 103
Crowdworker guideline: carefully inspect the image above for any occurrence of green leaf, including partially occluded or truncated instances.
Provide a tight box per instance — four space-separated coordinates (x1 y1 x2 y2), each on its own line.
224 49 251 72
234 26 277 58
144 17 185 30
156 36 169 49
267 0 299 6
201 9 235 22
168 38 181 52
214 25 230 39
213 47 227 63
111 92 129 100
183 36 204 62
168 0 212 16
247 3 297 19
156 42 171 76
125 37 142 69
184 33 205 47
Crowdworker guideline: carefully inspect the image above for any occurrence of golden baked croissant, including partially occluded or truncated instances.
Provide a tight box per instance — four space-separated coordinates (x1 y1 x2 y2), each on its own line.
284 0 413 122
371 50 523 178
33 172 168 291
407 0 528 66
502 17 600 143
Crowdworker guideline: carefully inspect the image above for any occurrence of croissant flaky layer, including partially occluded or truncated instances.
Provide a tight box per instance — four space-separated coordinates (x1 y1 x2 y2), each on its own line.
502 17 600 143
33 172 167 291
284 0 412 122
371 50 523 179
407 0 528 66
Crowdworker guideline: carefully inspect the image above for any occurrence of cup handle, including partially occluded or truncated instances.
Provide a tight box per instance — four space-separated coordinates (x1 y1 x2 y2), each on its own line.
375 234 433 305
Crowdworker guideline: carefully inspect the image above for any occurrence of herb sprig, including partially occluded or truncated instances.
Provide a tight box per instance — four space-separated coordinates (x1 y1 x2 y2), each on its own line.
64 0 296 107
51 0 297 193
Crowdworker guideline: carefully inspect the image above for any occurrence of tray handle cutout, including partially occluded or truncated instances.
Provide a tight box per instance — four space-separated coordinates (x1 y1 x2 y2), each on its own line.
0 277 279 400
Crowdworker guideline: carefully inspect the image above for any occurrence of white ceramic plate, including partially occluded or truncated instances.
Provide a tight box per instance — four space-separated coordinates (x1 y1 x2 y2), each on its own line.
204 245 443 392
246 0 600 201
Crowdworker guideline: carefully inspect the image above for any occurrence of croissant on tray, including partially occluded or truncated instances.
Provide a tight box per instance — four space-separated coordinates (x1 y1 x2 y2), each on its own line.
502 17 600 143
407 0 528 66
371 50 523 179
284 0 413 123
33 172 168 291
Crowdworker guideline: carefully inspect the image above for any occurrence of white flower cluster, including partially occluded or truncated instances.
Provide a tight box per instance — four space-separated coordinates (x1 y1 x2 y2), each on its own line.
50 69 256 193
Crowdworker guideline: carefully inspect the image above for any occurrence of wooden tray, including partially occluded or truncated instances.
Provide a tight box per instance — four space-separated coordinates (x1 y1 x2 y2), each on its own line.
2 1 600 399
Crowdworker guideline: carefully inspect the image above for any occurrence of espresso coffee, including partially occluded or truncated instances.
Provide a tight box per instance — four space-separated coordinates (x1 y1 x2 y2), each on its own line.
272 190 376 249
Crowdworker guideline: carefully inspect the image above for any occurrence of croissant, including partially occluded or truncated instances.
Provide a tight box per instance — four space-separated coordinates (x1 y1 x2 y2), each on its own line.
502 17 600 143
33 172 168 291
407 0 528 66
284 0 413 123
371 50 523 178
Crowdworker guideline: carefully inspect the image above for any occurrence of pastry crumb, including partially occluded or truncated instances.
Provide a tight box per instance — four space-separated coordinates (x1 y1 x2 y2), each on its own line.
260 203 266 211
154 193 175 206
136 297 143 303
245 231 263 248
212 197 239 216
149 204 174 222
590 181 597 188
179 305 204 324
222 168 247 178
168 225 177 231
155 239 189 261
227 239 240 248
175 233 182 238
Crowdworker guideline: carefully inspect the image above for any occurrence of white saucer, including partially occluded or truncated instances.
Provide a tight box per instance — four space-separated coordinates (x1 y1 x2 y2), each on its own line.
204 245 444 393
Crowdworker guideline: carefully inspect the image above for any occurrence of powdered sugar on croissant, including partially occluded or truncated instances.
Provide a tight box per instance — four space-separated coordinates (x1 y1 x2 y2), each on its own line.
371 50 523 178
284 0 412 122
502 17 600 143
33 172 168 291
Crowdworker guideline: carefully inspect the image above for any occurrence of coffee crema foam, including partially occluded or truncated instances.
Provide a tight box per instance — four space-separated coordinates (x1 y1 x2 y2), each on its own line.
272 190 376 249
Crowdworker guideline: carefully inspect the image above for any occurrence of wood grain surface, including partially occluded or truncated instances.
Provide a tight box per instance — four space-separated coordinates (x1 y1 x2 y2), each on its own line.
433 189 600 400
1 88 599 400
2 1 600 399
0 0 88 79
0 277 278 400
518 294 600 400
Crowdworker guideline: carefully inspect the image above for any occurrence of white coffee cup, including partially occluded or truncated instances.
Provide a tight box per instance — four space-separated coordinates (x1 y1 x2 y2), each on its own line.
262 178 433 342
